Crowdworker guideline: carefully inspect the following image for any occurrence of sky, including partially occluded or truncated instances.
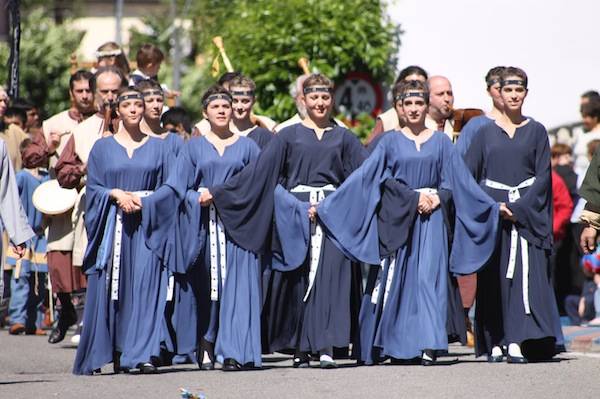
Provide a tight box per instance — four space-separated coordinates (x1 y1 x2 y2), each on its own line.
387 0 600 129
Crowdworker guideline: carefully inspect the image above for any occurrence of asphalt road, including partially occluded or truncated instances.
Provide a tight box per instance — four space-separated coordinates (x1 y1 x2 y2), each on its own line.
1 331 598 399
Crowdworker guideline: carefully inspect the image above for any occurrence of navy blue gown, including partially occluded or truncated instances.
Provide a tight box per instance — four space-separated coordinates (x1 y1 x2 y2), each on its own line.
246 126 273 150
73 136 173 375
455 115 493 157
317 131 499 363
205 124 367 356
260 123 367 354
464 119 564 358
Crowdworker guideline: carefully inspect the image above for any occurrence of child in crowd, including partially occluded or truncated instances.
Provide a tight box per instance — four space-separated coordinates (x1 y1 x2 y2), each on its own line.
6 139 49 335
129 43 165 86
3 107 27 130
161 106 192 140
551 143 578 202
565 249 600 326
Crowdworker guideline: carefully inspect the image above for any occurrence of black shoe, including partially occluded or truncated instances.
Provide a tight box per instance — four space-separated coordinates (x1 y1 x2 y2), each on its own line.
421 349 437 366
112 351 129 374
292 352 310 368
48 313 77 344
390 357 421 365
137 362 157 374
222 358 243 371
506 354 528 364
487 354 504 363
319 359 338 369
197 338 215 371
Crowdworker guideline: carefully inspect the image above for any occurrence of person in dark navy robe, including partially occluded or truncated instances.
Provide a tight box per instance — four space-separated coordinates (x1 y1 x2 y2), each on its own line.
73 88 175 375
229 75 274 150
313 80 499 365
464 67 563 363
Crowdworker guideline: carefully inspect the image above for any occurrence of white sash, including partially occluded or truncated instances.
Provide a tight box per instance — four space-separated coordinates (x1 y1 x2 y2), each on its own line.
290 184 336 302
198 187 227 302
484 177 535 314
110 190 153 301
371 188 438 307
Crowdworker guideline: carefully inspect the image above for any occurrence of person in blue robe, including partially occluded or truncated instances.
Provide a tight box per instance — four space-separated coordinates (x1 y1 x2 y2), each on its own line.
73 88 175 375
6 142 49 335
314 80 499 365
148 85 264 372
463 67 563 363
203 74 367 369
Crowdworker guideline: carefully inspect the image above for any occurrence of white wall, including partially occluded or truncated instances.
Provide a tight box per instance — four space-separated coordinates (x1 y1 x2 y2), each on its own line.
388 0 600 129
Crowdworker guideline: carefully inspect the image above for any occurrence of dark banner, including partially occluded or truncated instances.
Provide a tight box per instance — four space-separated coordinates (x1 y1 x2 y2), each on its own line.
7 0 20 98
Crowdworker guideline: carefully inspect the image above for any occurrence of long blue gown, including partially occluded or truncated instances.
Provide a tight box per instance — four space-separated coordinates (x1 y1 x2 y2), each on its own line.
464 119 564 358
73 136 173 375
161 136 263 366
317 131 499 363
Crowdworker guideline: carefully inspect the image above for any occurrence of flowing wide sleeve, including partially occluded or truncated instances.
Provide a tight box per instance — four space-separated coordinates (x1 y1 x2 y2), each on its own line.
211 136 287 253
82 141 116 274
506 124 553 249
441 138 500 274
269 184 311 271
318 137 395 264
0 141 34 246
141 144 204 273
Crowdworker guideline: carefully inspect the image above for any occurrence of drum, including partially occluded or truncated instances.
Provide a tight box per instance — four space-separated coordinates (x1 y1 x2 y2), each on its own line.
32 179 78 215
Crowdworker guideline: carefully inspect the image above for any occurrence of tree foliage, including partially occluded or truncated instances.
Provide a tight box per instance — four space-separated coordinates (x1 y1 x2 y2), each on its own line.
189 0 401 122
0 9 84 117
131 0 400 125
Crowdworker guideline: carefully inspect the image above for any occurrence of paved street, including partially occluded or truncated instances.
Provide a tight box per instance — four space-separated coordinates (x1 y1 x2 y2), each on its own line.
1 330 599 399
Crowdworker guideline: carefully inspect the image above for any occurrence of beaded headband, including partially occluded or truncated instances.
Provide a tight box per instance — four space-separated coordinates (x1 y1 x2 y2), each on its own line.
95 49 122 58
142 89 164 98
230 89 255 97
303 86 332 95
395 91 427 103
117 93 144 104
202 93 233 108
486 78 501 87
501 79 527 88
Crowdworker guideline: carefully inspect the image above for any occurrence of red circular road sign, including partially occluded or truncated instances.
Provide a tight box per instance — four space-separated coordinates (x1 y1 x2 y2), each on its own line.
334 72 383 120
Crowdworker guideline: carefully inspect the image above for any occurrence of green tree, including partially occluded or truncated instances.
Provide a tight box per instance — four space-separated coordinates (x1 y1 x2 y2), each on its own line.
194 0 401 123
0 9 84 116
131 0 400 130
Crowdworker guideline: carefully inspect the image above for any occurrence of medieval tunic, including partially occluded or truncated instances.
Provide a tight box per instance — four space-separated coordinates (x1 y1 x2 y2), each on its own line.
464 119 564 357
151 136 263 366
73 136 173 374
317 131 498 362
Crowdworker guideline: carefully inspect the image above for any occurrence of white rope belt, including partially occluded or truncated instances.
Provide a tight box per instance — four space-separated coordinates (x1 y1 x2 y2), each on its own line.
371 188 437 307
110 190 153 301
199 187 227 302
484 177 535 314
290 184 336 302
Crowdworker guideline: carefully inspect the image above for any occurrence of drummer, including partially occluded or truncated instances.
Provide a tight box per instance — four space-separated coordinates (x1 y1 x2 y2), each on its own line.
22 69 99 344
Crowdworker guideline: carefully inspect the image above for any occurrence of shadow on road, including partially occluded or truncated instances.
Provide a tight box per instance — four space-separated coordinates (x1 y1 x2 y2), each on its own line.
0 379 55 385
